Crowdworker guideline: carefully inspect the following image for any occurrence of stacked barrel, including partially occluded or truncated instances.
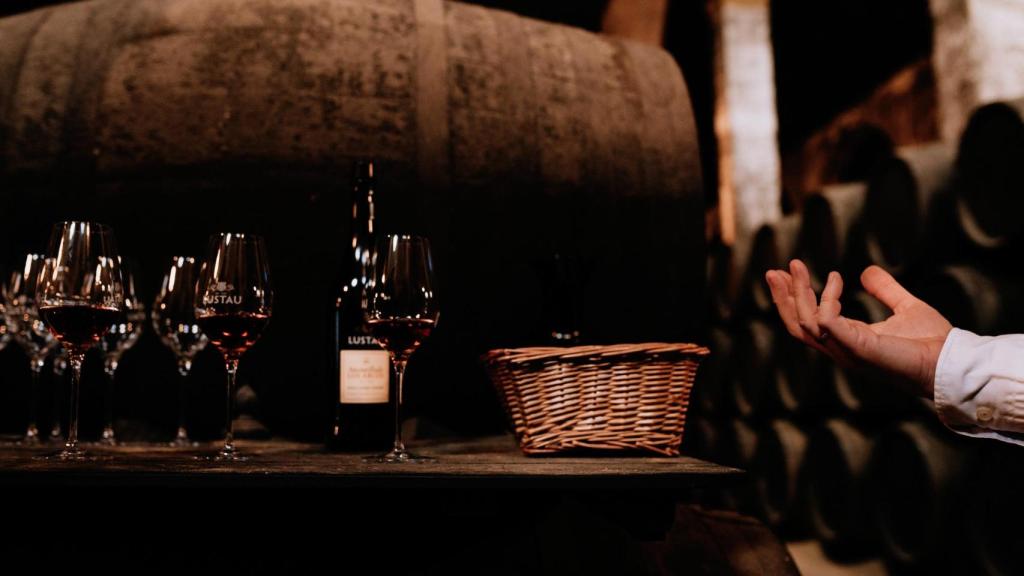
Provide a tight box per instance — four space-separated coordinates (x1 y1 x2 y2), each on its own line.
691 98 1024 574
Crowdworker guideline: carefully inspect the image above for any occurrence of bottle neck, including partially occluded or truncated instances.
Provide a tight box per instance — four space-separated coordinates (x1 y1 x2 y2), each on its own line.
350 182 375 285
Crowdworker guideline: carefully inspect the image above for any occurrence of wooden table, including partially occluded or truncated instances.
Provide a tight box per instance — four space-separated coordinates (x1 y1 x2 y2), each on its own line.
0 435 739 489
0 436 767 574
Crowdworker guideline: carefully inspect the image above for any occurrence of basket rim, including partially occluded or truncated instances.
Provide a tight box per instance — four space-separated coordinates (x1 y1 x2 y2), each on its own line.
482 342 710 365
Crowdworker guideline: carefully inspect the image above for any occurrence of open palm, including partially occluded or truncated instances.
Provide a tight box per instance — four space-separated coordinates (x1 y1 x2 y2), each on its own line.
765 260 952 396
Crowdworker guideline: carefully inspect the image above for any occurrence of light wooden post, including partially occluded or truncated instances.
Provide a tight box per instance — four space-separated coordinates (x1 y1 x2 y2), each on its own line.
931 0 1024 141
711 0 782 246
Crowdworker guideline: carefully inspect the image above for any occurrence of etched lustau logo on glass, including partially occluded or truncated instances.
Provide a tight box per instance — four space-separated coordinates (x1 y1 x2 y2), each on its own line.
203 281 242 305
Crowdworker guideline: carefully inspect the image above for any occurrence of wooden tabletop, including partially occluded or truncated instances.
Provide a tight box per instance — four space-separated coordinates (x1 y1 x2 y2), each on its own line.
0 435 739 489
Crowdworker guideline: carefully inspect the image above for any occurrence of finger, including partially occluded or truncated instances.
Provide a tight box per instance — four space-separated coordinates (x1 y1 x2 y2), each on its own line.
767 271 830 354
818 271 844 321
789 259 823 339
766 271 801 336
861 265 915 313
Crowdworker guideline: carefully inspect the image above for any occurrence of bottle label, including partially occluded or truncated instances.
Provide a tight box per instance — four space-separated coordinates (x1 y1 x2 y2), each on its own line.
339 349 390 404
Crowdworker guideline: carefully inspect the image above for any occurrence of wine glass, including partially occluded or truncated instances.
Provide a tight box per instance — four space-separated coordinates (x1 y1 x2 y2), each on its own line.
37 222 124 460
96 260 145 445
6 254 58 444
0 270 11 351
194 233 272 461
365 235 439 463
153 256 207 447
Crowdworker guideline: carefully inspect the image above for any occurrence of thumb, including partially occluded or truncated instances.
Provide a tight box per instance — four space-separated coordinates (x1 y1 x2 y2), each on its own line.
860 266 916 313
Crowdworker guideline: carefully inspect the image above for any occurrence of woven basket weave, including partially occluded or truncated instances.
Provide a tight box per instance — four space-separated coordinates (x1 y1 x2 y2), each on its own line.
483 343 710 456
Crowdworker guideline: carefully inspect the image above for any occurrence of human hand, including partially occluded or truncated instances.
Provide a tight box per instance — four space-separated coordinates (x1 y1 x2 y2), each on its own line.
765 260 952 396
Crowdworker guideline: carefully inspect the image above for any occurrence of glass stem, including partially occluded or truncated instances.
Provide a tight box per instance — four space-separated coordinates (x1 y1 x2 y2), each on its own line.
392 359 407 454
103 359 117 440
50 357 64 439
66 351 84 453
26 358 43 440
176 358 192 441
223 358 239 455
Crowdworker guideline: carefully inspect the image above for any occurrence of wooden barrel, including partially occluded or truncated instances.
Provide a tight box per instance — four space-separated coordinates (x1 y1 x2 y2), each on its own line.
745 215 801 314
870 419 974 572
693 327 733 416
773 331 830 415
719 418 758 469
826 123 896 185
732 319 776 417
681 415 718 461
718 418 759 513
797 182 866 290
864 143 954 275
955 98 1024 248
967 443 1024 576
665 506 800 576
708 237 753 324
751 419 808 533
806 419 876 558
0 0 701 189
915 266 1024 335
0 0 704 439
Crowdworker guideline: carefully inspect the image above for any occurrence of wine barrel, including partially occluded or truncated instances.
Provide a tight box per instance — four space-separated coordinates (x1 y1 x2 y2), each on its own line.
955 98 1024 248
718 418 758 513
915 266 1024 335
827 123 896 185
732 319 776 417
870 419 974 572
681 415 718 461
864 143 954 275
0 0 704 439
708 237 753 324
693 327 733 416
665 506 800 576
967 443 1024 576
0 0 701 188
745 215 801 314
797 182 866 290
773 333 830 415
806 419 876 558
751 419 808 533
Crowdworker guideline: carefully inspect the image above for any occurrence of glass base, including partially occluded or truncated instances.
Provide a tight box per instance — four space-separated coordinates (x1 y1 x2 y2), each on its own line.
363 448 435 464
95 428 117 447
169 433 198 448
35 447 111 461
196 445 249 461
18 426 41 446
196 452 250 462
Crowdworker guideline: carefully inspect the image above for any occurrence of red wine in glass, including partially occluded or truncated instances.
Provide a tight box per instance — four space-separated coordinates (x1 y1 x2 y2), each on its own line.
40 305 121 351
367 318 435 360
197 312 271 358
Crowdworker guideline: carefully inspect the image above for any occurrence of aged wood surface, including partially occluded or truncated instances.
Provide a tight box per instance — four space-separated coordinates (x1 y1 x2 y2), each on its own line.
0 434 739 488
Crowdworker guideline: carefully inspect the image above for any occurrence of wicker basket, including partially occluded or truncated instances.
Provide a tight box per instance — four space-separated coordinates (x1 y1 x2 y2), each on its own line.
483 343 710 456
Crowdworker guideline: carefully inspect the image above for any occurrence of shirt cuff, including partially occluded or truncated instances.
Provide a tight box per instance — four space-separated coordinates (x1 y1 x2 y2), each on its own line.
933 328 1024 446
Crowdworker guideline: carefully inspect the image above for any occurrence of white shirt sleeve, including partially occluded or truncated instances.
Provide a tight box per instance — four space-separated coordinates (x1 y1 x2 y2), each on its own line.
933 328 1024 446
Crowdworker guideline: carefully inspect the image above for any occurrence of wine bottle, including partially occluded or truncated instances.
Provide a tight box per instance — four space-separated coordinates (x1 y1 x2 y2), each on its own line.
544 252 581 346
328 160 392 451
